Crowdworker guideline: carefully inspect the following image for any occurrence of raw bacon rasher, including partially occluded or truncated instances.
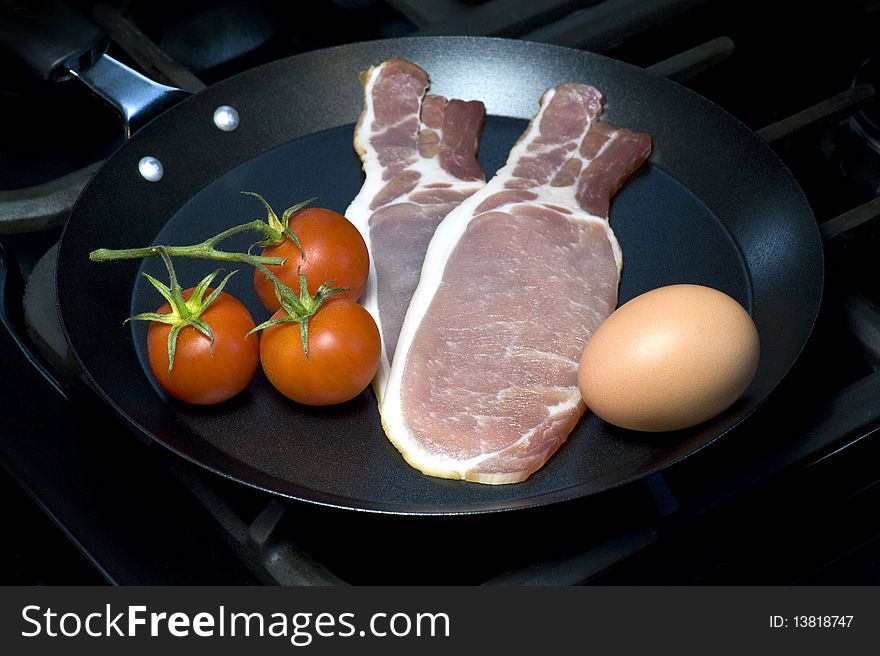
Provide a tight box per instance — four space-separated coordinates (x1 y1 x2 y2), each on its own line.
381 83 652 484
345 59 486 402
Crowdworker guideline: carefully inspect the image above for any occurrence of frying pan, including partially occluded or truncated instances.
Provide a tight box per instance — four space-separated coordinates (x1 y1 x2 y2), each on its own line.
40 30 821 514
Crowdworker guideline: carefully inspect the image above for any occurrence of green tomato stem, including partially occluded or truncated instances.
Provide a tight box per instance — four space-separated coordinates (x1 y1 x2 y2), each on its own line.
89 220 286 267
158 248 181 296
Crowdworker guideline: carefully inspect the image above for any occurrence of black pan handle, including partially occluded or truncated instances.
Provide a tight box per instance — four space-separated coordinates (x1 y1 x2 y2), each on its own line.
0 0 107 81
0 0 190 137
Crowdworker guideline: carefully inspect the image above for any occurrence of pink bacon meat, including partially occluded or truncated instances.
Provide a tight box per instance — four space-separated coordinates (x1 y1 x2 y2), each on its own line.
345 59 486 402
382 83 652 484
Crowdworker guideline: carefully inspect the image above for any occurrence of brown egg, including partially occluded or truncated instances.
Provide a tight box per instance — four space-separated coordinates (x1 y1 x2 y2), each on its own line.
578 284 760 432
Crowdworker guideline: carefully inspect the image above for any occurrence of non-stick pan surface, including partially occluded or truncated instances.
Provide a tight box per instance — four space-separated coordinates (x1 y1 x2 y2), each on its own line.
57 37 822 515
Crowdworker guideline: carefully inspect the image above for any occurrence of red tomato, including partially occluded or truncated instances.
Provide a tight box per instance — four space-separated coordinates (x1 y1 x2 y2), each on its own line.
146 288 260 405
259 298 380 405
254 207 369 312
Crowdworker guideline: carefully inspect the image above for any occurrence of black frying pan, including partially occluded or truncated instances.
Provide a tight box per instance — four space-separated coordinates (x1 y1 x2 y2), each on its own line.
52 36 821 515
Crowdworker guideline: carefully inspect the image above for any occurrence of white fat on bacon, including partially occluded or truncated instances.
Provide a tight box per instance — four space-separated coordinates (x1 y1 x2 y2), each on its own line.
381 83 652 484
345 59 486 403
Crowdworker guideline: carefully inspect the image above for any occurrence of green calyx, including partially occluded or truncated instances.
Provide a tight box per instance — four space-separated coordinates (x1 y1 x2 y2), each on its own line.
249 265 347 361
240 191 316 256
125 248 237 376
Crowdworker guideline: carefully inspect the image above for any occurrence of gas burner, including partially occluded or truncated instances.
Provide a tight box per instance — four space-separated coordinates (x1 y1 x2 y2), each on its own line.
831 53 880 199
852 54 880 154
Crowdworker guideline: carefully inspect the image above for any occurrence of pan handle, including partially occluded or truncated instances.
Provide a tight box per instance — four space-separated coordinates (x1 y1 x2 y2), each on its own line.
0 0 189 137
70 53 190 138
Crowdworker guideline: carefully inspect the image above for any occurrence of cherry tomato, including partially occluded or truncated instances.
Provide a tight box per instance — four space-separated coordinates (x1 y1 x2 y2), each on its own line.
259 298 380 405
146 288 260 405
254 207 369 312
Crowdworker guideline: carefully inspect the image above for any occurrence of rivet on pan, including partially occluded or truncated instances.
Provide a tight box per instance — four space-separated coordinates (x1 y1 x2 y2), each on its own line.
213 105 240 132
138 156 164 182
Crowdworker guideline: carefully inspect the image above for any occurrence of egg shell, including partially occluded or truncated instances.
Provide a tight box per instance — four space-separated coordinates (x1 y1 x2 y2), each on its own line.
578 284 760 432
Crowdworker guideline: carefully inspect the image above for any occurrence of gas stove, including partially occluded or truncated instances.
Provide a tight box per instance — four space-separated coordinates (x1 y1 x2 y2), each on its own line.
2 0 880 585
